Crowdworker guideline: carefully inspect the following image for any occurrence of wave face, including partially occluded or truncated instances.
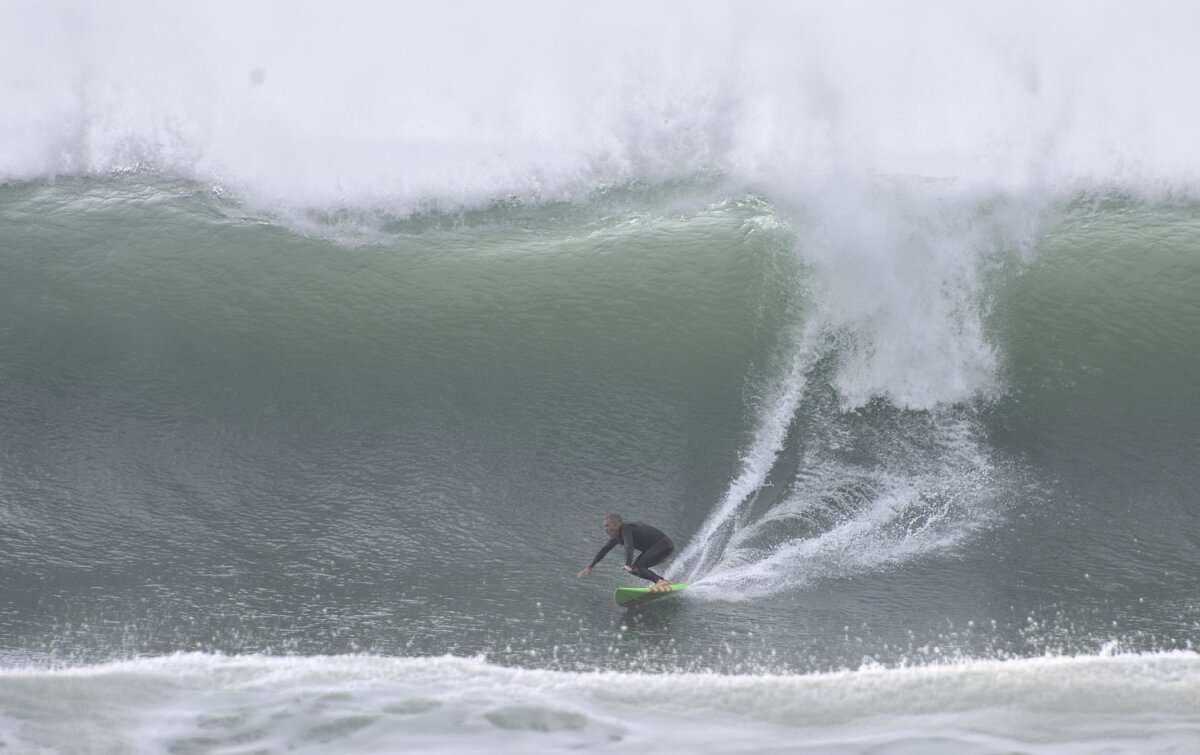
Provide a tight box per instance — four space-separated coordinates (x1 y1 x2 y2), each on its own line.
2 178 1197 670
3 2 1200 752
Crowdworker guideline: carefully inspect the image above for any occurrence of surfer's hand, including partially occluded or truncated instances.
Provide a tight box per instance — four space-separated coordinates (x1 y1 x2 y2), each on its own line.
576 567 591 578
621 565 632 572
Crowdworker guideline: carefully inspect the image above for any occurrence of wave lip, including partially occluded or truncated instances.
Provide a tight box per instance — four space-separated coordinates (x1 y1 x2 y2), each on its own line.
4 3 1200 211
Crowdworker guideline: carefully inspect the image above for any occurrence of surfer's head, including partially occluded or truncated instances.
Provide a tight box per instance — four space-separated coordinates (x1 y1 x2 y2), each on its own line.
604 513 622 537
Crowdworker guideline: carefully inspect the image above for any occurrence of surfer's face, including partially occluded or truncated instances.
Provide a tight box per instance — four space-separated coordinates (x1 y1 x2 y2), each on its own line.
604 519 620 537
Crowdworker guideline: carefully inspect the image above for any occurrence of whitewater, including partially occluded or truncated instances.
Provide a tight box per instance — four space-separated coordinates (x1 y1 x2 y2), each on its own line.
2 1 1200 753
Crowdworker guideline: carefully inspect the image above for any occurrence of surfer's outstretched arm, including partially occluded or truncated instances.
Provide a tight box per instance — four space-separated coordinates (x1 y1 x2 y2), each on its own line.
577 535 619 577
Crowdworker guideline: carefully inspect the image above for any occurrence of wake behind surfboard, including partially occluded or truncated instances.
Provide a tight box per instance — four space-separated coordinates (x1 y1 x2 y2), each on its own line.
614 582 689 608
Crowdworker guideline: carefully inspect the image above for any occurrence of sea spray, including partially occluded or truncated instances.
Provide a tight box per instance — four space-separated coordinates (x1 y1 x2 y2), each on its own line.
4 2 1200 211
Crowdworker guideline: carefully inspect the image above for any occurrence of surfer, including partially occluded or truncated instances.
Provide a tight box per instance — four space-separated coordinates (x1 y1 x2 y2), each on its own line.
576 513 673 586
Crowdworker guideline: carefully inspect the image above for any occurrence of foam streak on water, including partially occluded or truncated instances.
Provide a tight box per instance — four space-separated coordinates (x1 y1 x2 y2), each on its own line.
1 652 1197 754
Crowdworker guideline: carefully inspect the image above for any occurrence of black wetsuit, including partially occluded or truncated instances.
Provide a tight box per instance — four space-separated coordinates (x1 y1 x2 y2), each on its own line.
588 522 674 583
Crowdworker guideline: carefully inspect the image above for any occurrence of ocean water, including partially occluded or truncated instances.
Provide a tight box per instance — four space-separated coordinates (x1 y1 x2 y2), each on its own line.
2 2 1200 753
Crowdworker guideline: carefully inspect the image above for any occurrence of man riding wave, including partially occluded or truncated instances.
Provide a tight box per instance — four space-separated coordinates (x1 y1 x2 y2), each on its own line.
576 513 673 586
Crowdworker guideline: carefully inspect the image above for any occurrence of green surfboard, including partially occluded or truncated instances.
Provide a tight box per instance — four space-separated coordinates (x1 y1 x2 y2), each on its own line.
614 582 689 608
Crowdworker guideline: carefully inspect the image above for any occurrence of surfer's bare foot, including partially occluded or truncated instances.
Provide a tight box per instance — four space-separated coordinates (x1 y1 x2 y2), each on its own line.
655 579 669 586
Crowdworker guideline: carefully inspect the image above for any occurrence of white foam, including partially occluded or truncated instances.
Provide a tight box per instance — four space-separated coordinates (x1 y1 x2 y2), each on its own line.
671 322 816 580
2 651 1197 753
3 2 1199 210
